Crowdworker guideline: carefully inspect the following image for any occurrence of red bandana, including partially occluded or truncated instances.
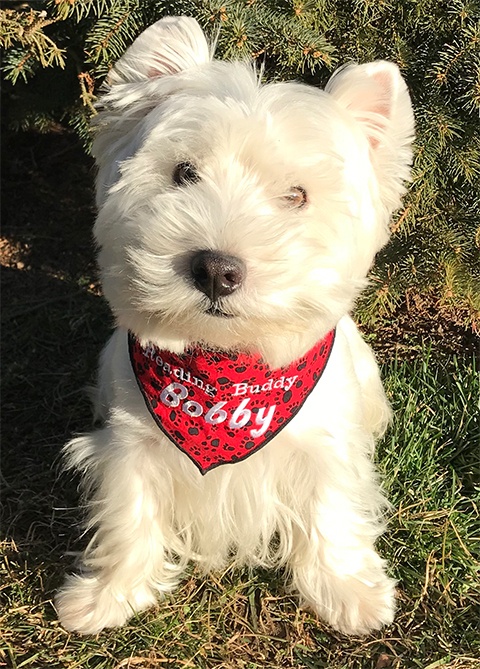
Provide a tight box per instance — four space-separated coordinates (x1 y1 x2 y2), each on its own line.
129 330 335 474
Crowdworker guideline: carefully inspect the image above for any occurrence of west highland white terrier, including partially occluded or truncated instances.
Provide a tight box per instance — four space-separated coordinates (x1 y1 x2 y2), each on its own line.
55 16 414 635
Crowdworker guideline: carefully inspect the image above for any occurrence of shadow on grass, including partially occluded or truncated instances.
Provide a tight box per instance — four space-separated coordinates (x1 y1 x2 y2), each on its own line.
1 131 111 594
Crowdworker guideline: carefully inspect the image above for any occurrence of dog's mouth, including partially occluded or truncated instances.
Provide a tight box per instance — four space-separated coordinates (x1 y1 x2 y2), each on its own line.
205 303 235 319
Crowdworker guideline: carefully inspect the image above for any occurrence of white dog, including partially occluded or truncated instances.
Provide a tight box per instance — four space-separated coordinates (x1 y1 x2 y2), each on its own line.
55 16 414 635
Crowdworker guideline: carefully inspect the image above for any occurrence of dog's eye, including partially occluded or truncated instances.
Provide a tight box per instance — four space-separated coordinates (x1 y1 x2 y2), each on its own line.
283 186 307 209
173 162 200 186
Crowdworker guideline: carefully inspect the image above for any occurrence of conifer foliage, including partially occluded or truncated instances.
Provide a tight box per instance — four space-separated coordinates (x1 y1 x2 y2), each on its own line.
2 0 479 325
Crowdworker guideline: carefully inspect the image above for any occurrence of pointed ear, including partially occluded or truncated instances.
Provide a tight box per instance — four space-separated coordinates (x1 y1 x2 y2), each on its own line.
326 61 415 212
325 60 414 151
107 16 211 86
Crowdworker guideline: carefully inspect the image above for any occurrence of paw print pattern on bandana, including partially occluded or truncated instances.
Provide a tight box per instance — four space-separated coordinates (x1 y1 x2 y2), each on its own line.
129 330 335 474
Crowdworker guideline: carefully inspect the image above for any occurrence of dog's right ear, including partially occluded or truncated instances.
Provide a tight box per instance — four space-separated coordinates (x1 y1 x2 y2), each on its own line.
92 17 211 204
107 16 211 86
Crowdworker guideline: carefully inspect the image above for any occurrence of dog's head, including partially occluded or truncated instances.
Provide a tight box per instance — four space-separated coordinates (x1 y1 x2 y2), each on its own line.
93 16 414 365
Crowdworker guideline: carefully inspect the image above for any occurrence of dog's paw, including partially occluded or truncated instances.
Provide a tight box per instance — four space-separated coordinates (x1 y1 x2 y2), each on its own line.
311 571 396 636
331 573 395 635
55 573 157 634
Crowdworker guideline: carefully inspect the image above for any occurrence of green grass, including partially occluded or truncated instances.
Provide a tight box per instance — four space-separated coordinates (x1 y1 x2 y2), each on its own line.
377 354 479 667
1 348 478 669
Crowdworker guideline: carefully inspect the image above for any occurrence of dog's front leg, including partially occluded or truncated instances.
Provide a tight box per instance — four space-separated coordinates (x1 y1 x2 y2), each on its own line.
55 426 181 634
287 441 395 636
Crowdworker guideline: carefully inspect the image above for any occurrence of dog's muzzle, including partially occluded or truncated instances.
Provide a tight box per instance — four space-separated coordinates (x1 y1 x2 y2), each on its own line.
190 250 245 303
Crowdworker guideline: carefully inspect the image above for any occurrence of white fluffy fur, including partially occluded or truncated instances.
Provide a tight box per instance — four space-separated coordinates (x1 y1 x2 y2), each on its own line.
55 16 414 635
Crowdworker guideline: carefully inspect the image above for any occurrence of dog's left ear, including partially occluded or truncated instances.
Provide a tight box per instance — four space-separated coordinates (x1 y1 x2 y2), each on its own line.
325 61 414 151
326 61 414 212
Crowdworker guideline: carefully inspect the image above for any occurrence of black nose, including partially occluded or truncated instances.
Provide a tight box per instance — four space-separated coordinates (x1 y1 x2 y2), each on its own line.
190 250 246 301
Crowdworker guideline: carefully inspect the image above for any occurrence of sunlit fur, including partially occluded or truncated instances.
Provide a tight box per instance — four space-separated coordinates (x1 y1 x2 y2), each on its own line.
55 16 414 635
